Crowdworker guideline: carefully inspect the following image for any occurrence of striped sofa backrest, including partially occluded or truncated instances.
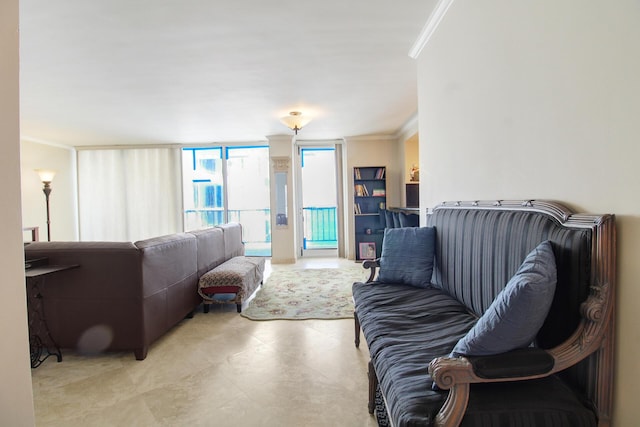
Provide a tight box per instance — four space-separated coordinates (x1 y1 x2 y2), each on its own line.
427 200 592 348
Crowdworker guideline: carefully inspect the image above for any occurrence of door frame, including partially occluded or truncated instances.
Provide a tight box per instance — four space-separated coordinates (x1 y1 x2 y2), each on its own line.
294 140 345 258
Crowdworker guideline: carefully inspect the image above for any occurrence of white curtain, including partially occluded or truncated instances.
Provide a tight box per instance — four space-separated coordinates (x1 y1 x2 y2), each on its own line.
78 147 183 242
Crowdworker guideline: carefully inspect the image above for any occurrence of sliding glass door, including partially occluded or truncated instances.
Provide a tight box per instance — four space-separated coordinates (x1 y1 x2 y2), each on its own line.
226 146 270 256
182 147 225 230
182 146 271 256
298 147 338 257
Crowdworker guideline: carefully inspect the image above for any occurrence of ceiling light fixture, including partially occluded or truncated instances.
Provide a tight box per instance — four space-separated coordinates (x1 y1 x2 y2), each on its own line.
280 111 311 135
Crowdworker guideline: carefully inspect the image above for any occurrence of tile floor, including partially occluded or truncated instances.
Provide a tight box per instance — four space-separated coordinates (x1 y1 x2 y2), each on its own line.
31 258 378 427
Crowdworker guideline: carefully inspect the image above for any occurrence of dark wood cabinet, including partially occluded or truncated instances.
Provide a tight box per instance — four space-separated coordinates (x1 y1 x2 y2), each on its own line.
406 183 419 208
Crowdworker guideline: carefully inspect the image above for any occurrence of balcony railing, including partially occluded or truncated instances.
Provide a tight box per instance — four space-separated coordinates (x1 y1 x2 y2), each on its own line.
185 208 271 256
303 206 337 249
185 206 337 255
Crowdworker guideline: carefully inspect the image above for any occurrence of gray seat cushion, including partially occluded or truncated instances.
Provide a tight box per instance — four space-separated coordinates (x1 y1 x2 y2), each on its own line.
353 281 597 427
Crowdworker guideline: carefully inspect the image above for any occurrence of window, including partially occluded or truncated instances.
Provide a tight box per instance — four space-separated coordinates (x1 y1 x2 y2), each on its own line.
78 147 182 241
182 147 225 230
182 146 271 256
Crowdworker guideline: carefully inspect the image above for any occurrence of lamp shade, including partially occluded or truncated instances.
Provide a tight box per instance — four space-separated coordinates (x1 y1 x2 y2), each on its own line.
280 111 311 134
36 169 57 183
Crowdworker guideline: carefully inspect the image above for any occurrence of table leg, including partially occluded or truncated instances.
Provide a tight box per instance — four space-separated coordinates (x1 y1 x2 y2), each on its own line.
26 276 62 368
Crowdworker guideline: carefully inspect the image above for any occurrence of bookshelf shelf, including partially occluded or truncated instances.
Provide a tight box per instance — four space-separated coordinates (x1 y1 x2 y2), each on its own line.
353 166 386 261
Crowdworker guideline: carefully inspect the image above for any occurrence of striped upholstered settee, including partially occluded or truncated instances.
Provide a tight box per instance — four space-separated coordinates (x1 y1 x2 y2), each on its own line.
353 200 615 427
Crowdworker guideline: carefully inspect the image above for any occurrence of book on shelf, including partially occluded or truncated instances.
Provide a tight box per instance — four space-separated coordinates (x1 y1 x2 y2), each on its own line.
354 203 362 214
372 189 386 197
375 167 385 179
355 184 369 196
354 168 362 179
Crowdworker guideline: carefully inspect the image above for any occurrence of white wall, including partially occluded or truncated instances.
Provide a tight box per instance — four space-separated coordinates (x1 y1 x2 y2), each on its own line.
416 1 640 424
268 135 297 263
0 0 37 424
21 140 78 241
404 133 419 184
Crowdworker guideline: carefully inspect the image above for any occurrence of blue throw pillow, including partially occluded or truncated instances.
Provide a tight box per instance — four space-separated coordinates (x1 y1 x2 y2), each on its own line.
451 241 557 357
378 227 435 288
399 212 419 227
384 210 395 228
392 212 401 228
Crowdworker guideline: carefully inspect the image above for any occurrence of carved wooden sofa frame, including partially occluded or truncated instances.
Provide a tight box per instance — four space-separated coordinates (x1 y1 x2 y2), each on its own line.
354 200 616 426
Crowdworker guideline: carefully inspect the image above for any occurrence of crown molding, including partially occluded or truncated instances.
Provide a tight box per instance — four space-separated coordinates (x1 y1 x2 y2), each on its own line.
266 134 295 144
74 143 189 150
294 138 344 146
21 135 75 150
343 134 397 143
396 113 418 141
408 0 455 59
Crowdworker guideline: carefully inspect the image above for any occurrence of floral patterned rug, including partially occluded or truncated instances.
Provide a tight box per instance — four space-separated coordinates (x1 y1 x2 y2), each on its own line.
241 267 369 320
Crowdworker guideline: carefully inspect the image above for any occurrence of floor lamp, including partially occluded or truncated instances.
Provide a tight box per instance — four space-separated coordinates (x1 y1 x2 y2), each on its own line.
36 169 56 242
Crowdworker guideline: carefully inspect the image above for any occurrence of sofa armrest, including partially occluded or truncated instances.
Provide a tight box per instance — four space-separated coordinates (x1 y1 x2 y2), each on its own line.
429 348 554 390
362 259 380 283
427 348 558 427
430 348 554 389
468 348 554 379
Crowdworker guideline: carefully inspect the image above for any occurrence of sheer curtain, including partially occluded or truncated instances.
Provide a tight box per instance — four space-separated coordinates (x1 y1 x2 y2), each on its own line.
78 147 183 241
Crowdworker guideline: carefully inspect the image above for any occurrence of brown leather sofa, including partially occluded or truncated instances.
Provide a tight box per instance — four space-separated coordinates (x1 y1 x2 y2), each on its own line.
24 223 249 360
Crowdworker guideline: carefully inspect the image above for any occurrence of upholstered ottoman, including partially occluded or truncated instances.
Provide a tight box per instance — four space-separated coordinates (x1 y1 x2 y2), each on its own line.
198 256 265 313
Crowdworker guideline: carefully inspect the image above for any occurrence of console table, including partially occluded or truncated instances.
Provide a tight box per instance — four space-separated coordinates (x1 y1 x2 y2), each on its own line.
25 264 78 368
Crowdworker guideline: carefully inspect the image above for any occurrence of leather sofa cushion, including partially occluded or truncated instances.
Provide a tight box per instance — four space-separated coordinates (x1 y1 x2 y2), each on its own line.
216 223 245 258
188 227 226 277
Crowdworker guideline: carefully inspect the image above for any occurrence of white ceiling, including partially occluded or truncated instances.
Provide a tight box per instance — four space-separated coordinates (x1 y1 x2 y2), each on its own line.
19 1 436 146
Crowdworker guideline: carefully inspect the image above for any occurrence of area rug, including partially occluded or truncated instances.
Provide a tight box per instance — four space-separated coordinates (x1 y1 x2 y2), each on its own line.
241 267 369 320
